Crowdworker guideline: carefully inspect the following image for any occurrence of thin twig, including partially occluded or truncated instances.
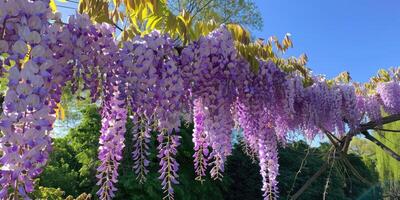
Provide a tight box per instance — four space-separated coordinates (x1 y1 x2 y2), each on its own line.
361 130 400 161
1 16 19 40
57 5 77 10
290 146 334 200
340 153 372 185
65 0 79 3
290 160 329 200
191 0 213 20
374 128 400 133
323 151 336 200
113 23 123 31
375 130 397 146
287 145 311 199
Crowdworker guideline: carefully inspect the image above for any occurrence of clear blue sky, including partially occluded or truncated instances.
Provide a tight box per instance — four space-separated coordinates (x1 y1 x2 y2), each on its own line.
253 0 400 82
58 0 400 82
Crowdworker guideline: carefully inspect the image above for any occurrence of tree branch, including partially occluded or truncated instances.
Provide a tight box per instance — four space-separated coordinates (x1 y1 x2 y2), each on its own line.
358 114 400 132
374 128 400 133
191 0 213 20
361 131 400 161
319 126 340 147
339 153 372 185
290 159 329 200
113 23 123 32
292 114 400 199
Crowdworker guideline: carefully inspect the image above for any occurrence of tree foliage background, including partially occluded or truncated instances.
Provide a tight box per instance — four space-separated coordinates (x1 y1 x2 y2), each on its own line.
32 106 383 199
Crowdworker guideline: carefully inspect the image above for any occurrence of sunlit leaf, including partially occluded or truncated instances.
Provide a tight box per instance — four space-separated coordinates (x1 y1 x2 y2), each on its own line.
49 0 57 12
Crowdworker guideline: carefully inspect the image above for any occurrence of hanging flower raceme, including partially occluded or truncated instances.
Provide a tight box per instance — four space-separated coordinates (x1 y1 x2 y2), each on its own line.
377 81 400 115
235 60 286 198
94 25 127 200
235 102 261 157
181 26 246 180
192 99 209 181
339 84 361 130
131 116 151 183
257 118 279 200
124 31 184 132
235 60 270 156
64 14 117 102
43 23 75 117
96 88 127 200
299 79 342 138
0 0 56 198
157 131 181 200
122 31 183 199
257 61 301 142
96 63 128 199
364 95 382 122
0 0 23 71
120 42 153 184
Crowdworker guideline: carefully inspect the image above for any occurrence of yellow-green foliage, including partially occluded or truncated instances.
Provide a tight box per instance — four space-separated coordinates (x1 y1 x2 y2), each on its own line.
374 121 400 182
75 0 312 79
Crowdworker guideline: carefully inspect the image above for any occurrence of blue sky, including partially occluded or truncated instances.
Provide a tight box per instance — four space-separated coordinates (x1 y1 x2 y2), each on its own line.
253 0 400 82
58 0 400 82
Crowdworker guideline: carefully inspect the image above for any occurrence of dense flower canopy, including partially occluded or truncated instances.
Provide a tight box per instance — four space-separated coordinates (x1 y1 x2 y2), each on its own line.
0 1 399 200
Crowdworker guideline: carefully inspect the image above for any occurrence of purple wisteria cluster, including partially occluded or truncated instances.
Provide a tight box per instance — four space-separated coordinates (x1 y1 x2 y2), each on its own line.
1 1 400 200
96 87 127 200
58 14 125 200
44 12 124 199
181 26 247 180
376 81 400 115
0 0 55 198
235 60 287 199
121 31 183 199
192 100 209 181
65 15 118 101
95 36 126 200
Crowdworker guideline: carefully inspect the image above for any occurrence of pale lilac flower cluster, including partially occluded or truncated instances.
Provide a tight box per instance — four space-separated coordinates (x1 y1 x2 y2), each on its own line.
298 80 344 139
65 15 117 102
340 85 360 130
235 60 284 199
376 81 400 115
364 95 382 122
124 31 183 132
0 0 54 198
121 39 153 183
121 31 183 198
181 26 246 180
96 51 127 199
46 13 126 200
257 116 279 199
157 132 181 200
131 117 151 183
43 22 75 116
96 88 127 200
192 100 209 181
